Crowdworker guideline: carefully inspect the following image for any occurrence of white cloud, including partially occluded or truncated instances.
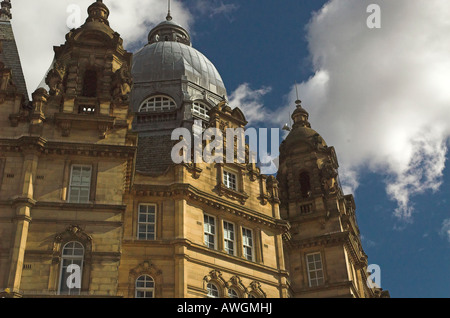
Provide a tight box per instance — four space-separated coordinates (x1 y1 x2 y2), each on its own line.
441 219 450 243
228 83 272 125
264 0 450 221
193 0 239 18
11 0 193 96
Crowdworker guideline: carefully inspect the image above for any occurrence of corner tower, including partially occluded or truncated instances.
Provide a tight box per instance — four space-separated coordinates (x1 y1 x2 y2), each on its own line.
278 100 383 298
0 0 136 297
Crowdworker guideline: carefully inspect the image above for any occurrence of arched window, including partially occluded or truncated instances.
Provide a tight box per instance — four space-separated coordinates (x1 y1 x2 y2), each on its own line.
59 241 84 295
207 282 220 298
82 69 97 97
299 172 312 199
135 275 155 298
192 101 210 121
228 288 239 298
139 95 177 112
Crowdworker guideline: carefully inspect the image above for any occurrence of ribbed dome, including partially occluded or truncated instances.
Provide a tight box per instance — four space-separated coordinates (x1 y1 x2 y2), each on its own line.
132 41 227 97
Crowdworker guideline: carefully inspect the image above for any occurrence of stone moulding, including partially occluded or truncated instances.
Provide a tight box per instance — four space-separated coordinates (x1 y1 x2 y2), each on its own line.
131 183 290 234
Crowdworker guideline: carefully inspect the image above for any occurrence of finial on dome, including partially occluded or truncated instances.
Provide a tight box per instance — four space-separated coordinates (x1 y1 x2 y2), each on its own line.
166 0 172 21
292 99 311 128
86 0 110 25
0 0 12 21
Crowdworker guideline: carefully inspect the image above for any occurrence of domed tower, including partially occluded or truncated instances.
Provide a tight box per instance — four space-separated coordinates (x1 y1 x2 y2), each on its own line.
131 10 227 174
278 100 380 298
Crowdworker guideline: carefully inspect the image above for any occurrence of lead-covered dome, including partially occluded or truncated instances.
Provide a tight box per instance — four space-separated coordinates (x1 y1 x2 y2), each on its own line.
132 15 227 98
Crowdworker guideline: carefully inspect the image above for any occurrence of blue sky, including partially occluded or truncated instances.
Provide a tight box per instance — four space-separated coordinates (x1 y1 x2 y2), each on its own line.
12 0 450 298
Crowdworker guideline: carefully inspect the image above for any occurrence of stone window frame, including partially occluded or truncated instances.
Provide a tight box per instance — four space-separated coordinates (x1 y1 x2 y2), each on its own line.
305 252 326 288
63 161 98 203
223 170 238 191
246 281 267 298
68 164 92 203
215 163 249 205
49 225 93 295
58 241 85 296
203 270 227 298
135 274 155 298
242 227 255 262
226 276 246 299
203 213 217 250
128 261 163 298
202 211 263 263
137 203 157 241
223 220 236 256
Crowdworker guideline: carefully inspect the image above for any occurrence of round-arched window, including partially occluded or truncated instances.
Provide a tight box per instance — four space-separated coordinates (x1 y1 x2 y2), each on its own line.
139 95 177 112
228 288 239 298
207 282 220 298
59 241 84 296
135 275 155 298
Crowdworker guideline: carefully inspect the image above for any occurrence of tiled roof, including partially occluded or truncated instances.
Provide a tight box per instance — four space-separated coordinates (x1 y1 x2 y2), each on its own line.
136 134 177 174
0 21 29 102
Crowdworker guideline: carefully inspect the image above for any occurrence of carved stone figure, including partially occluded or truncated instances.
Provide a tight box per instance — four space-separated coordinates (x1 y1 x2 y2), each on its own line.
321 159 339 195
45 61 66 96
111 64 132 102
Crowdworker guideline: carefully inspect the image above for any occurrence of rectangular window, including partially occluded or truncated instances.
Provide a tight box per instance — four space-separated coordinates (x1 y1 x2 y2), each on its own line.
306 253 325 287
242 227 254 261
68 165 92 203
138 204 156 240
223 221 235 256
223 170 237 191
204 214 216 249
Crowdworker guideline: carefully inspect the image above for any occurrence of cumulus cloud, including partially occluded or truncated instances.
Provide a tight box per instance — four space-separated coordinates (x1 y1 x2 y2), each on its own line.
228 83 272 125
264 0 450 221
11 0 193 96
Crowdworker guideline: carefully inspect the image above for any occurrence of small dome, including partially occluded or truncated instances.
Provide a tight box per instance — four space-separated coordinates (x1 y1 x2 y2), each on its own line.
132 41 227 97
281 100 327 153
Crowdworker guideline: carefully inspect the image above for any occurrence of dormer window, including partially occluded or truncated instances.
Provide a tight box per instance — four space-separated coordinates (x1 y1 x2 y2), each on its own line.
139 95 177 112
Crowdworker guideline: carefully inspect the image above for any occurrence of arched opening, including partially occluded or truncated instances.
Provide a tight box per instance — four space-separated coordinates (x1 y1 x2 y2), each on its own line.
299 172 312 199
82 69 97 97
135 275 155 298
59 241 84 296
207 282 220 298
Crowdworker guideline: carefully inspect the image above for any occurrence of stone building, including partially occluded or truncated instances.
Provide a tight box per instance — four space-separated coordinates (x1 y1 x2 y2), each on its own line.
0 1 388 298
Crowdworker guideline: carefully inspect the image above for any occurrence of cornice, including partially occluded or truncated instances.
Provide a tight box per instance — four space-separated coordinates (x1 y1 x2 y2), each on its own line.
131 183 290 233
0 136 136 158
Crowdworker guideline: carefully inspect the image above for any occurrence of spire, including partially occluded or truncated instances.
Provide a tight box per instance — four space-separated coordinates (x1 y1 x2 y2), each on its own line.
166 0 172 21
86 0 110 25
0 0 12 21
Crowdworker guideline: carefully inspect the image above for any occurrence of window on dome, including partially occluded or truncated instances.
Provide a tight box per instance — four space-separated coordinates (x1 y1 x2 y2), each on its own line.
192 101 210 121
139 95 177 112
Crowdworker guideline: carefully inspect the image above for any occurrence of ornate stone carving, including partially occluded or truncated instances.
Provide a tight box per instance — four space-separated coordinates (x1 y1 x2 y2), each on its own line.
320 158 339 195
52 225 93 265
111 64 132 102
45 61 66 96
248 281 267 298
